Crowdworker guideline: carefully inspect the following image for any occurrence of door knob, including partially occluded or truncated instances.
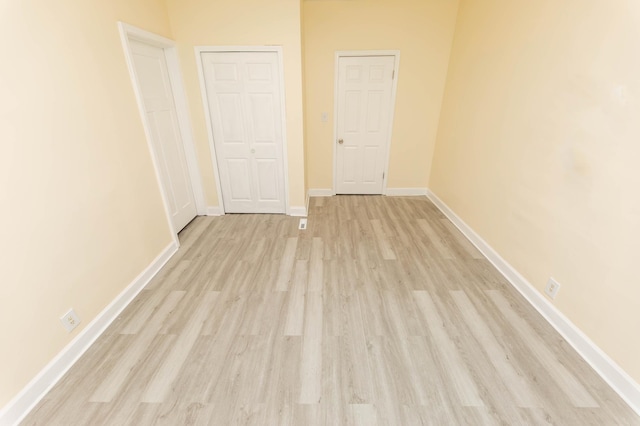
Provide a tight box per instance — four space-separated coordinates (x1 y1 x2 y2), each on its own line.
251 148 256 154
338 139 344 144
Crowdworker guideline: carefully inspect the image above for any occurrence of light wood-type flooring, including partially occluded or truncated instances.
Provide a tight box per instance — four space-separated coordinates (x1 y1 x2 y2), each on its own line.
23 196 640 425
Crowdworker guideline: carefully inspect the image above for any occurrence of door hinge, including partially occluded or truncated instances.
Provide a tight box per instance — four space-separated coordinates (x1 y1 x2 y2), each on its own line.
383 172 385 180
392 70 395 80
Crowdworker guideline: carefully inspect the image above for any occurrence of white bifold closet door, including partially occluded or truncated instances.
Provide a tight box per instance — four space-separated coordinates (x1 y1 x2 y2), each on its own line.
201 51 286 214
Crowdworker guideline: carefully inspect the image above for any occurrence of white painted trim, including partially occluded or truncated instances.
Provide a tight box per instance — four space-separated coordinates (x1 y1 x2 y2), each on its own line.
194 50 226 216
194 46 291 215
426 190 640 416
308 189 335 197
0 242 178 426
206 206 224 216
289 206 308 217
118 22 175 47
164 49 206 216
333 50 401 196
276 47 291 216
196 45 288 53
118 22 205 237
385 188 428 196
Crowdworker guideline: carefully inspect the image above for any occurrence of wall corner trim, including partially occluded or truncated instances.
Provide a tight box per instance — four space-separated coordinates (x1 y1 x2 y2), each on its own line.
425 189 640 417
0 242 179 426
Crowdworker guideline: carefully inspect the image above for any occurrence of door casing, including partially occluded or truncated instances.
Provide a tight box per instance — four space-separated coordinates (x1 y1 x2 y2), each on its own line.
118 22 205 243
333 50 401 196
195 46 290 215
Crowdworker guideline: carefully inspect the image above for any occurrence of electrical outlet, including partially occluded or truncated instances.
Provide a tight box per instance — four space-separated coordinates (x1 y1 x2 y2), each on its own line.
60 309 81 333
298 218 307 230
545 278 561 300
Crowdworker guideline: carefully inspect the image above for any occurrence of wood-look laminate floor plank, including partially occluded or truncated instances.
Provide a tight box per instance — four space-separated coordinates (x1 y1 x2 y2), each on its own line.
21 196 640 425
412 290 484 407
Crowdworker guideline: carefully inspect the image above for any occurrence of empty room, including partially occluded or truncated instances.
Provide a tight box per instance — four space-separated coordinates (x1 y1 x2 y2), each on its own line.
1 0 639 424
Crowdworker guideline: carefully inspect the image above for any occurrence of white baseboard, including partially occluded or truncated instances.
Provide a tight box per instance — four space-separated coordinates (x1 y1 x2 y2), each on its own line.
206 206 224 216
0 242 179 426
385 187 428 196
308 188 429 197
307 189 334 197
289 206 308 217
426 189 640 416
208 204 306 217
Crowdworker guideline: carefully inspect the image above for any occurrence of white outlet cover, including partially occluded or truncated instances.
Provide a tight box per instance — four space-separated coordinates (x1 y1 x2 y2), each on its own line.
60 308 81 333
545 278 561 300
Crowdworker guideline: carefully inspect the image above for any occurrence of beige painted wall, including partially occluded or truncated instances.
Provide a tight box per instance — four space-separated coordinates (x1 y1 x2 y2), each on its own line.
303 0 459 191
6 0 638 413
0 0 175 407
165 0 306 209
431 0 640 382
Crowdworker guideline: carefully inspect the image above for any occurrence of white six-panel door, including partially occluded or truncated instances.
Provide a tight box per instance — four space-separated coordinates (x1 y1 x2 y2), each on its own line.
336 56 395 194
201 51 286 214
130 40 198 231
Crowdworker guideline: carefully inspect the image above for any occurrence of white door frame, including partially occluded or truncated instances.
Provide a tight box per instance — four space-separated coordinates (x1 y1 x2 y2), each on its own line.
195 46 290 215
333 50 400 195
118 22 206 243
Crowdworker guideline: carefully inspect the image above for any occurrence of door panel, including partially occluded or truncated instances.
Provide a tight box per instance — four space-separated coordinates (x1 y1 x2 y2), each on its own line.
250 95 276 142
363 147 379 182
130 41 197 231
342 147 358 183
227 159 252 201
217 95 245 141
255 159 279 201
366 92 383 131
336 56 395 194
201 51 286 214
344 91 361 132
